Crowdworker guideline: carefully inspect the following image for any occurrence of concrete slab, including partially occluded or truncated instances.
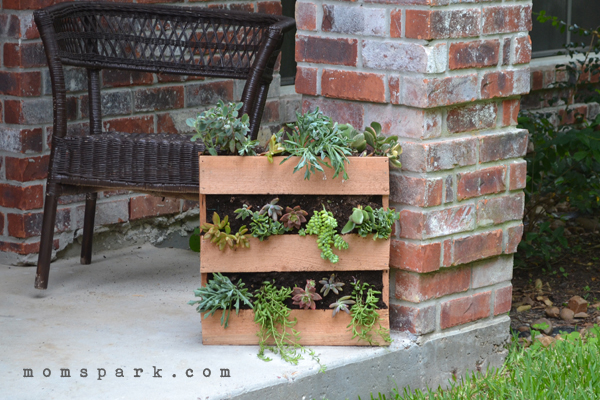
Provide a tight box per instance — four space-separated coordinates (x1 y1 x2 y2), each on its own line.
0 244 510 400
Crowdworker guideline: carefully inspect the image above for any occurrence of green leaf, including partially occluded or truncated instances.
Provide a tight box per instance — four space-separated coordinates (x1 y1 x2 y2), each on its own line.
351 208 364 224
341 220 356 234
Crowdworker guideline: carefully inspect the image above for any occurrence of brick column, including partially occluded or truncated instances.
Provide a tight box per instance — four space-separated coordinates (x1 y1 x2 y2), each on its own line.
295 0 531 335
0 0 285 264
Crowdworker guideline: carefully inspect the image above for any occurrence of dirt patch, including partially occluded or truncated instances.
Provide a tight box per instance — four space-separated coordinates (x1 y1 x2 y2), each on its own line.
206 195 383 233
212 270 387 310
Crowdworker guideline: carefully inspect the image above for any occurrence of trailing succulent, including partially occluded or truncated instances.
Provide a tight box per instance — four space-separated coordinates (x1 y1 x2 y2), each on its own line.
300 207 348 263
281 206 308 230
188 273 253 328
319 274 344 297
341 206 400 240
187 100 259 156
348 280 391 345
292 280 322 310
201 212 250 251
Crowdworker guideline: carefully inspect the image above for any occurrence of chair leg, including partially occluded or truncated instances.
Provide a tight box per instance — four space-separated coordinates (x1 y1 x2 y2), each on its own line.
35 184 59 290
80 192 97 265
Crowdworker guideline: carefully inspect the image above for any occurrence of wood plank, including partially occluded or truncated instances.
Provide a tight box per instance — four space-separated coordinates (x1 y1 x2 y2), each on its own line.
200 234 390 273
199 156 389 195
201 309 390 346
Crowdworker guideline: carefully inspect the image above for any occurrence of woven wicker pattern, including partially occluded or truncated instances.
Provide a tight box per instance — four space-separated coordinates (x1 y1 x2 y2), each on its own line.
52 133 205 192
50 2 278 79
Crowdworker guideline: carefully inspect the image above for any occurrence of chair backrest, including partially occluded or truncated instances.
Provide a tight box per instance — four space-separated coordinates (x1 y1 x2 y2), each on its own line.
35 1 291 79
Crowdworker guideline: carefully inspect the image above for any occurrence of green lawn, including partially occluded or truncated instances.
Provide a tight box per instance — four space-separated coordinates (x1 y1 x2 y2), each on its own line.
365 326 600 400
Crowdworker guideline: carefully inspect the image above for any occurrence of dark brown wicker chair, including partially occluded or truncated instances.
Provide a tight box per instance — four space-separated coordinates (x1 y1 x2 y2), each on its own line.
34 1 295 289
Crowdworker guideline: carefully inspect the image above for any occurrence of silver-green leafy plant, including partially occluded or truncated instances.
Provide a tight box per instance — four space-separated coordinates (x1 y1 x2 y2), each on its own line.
234 204 253 221
187 100 259 156
259 198 283 222
319 274 344 297
330 296 355 317
188 273 253 328
250 211 288 241
299 207 348 263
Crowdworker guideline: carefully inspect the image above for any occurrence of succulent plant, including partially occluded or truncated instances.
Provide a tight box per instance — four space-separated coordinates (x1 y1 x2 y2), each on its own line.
233 225 250 249
281 206 308 230
263 134 286 163
363 122 402 168
234 204 253 221
329 296 355 317
303 207 348 263
250 211 288 241
259 198 283 222
200 212 251 251
319 274 344 297
341 205 374 236
292 280 322 310
341 206 399 240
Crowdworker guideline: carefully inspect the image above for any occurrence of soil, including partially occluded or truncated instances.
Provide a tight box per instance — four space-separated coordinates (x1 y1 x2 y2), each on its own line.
511 230 600 336
212 270 387 310
206 195 383 233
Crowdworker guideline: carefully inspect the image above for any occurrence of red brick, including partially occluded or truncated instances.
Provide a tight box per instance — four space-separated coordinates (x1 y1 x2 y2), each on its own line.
0 184 44 210
0 211 4 235
502 37 511 66
449 40 500 70
390 303 436 334
399 204 475 240
302 97 364 128
7 209 70 239
440 291 491 329
481 71 514 99
405 9 480 40
130 195 180 220
482 5 532 35
444 175 454 204
442 238 453 267
257 1 282 14
295 67 318 96
5 14 39 39
389 75 401 104
76 199 129 227
296 35 358 66
102 70 154 88
296 2 317 31
3 0 57 9
453 229 503 265
505 224 523 254
479 130 528 163
0 71 41 96
261 100 280 123
185 80 234 107
4 98 54 125
0 127 43 153
494 285 512 315
399 137 478 173
390 240 441 273
3 42 46 68
5 156 49 182
402 74 478 108
457 166 506 201
0 101 3 124
514 35 532 64
477 193 524 227
390 9 402 38
156 74 204 83
396 267 471 302
447 103 498 133
321 69 385 103
502 99 520 126
390 174 443 207
103 116 154 134
509 160 527 191
0 240 53 255
322 4 386 36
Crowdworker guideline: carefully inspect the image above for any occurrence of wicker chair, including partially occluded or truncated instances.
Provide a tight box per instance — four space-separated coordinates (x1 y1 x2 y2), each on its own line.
34 1 295 289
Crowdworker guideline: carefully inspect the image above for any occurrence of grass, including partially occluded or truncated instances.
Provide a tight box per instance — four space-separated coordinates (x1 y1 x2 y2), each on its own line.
365 326 600 400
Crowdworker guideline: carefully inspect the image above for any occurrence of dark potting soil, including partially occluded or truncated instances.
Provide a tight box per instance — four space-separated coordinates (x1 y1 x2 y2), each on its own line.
205 195 383 233
213 270 387 310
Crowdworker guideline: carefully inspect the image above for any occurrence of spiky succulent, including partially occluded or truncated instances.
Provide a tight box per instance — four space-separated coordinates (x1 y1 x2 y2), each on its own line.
281 206 308 230
319 274 344 297
292 280 322 310
259 198 283 222
329 296 355 317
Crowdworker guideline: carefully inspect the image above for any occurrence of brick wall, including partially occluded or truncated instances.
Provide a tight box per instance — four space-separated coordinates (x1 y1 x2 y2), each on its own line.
295 0 531 334
0 0 286 264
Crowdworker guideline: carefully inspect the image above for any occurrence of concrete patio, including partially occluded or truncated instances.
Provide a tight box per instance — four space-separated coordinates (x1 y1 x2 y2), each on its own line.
0 244 510 400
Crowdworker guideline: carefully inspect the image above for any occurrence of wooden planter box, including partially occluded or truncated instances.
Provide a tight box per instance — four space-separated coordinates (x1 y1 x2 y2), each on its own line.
199 156 391 346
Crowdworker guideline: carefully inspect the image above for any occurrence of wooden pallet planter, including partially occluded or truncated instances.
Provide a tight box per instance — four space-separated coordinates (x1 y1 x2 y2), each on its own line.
199 156 391 346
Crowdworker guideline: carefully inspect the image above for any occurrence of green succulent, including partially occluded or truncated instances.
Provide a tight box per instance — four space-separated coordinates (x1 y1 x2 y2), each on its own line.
348 280 391 345
341 206 399 240
187 100 259 156
263 134 286 163
200 212 251 251
303 207 348 263
363 122 402 168
330 296 355 318
188 273 253 328
250 211 288 241
319 274 344 297
234 204 253 221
